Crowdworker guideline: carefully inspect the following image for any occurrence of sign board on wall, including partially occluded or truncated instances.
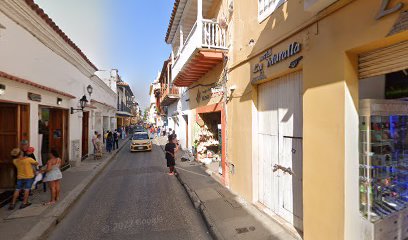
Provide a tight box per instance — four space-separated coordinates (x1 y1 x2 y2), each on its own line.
28 92 41 102
196 85 224 104
252 42 302 83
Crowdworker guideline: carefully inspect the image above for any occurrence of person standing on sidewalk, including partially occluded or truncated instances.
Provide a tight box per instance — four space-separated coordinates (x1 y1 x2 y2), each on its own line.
106 131 113 153
8 148 39 210
94 134 103 159
165 135 179 175
41 149 62 205
92 131 98 159
113 129 119 150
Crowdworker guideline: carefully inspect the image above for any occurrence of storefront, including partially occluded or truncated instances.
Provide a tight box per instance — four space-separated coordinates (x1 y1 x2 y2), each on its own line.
355 41 408 240
195 104 225 176
225 1 408 239
188 63 227 182
38 106 69 167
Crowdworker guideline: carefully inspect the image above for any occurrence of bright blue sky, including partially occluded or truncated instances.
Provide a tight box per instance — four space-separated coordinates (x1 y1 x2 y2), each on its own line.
35 0 174 108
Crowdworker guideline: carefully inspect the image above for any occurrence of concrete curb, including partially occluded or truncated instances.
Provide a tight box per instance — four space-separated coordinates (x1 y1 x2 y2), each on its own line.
175 170 224 240
157 137 224 240
21 139 130 240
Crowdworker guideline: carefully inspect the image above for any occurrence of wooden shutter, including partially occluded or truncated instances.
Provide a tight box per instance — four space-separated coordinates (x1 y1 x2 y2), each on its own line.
359 41 408 79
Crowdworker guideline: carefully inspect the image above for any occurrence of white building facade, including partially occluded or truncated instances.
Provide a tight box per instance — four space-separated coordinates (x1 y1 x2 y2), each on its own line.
0 1 117 189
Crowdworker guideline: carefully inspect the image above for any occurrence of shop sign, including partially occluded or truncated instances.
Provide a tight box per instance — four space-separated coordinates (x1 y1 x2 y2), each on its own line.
28 92 41 102
196 86 224 103
376 0 403 20
253 42 302 82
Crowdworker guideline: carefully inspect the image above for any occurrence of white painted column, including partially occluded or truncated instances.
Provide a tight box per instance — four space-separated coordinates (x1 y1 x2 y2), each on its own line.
180 22 184 50
29 102 39 159
197 0 203 45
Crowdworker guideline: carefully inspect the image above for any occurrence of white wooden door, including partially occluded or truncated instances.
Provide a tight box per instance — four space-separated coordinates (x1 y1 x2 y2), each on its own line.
258 79 279 212
257 71 303 230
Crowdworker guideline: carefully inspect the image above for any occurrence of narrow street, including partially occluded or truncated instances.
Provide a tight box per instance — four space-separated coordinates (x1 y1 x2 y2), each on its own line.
46 142 211 240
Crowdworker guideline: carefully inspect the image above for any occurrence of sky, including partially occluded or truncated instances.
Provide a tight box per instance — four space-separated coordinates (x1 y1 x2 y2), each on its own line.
35 0 173 109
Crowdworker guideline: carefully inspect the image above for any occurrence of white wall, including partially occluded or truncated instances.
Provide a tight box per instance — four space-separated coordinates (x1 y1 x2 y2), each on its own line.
0 10 116 165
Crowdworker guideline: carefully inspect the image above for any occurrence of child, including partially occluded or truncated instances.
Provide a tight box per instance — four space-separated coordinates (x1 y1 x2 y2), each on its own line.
165 135 179 175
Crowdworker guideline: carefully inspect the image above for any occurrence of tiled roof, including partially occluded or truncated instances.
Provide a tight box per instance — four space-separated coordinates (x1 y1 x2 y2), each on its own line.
165 0 181 42
116 81 129 86
0 71 76 98
24 0 98 71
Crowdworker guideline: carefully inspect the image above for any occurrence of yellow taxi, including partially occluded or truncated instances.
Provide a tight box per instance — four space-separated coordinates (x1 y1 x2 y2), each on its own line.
130 132 152 152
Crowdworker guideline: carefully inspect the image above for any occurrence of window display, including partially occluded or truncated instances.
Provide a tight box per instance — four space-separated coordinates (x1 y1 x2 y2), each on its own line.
359 99 408 223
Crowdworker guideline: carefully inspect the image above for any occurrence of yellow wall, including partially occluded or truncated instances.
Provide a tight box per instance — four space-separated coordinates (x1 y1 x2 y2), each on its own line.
229 0 408 239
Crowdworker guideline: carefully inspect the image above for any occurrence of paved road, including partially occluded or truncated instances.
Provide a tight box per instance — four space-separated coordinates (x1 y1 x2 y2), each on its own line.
47 142 211 240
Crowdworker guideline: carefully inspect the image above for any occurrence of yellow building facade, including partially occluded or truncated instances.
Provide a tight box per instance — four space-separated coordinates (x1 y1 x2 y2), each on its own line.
226 0 408 239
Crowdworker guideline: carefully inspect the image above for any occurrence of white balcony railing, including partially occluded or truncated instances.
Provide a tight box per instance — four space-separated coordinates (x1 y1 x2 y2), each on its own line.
172 19 227 82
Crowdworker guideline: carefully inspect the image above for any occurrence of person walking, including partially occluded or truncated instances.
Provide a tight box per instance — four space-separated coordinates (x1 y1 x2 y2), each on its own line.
106 131 113 153
92 131 98 159
8 148 39 210
41 149 62 205
95 134 103 159
165 135 179 176
121 126 126 139
113 129 119 150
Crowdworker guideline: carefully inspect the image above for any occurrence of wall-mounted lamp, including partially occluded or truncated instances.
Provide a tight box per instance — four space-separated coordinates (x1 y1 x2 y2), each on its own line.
70 95 88 114
87 84 93 97
0 84 5 95
226 85 236 102
57 98 62 105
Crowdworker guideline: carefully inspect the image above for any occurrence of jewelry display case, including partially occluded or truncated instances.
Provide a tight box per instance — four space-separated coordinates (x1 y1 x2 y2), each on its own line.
359 99 408 240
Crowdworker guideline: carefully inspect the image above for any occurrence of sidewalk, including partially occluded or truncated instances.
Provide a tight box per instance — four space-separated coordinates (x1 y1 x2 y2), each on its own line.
0 138 130 240
156 136 302 240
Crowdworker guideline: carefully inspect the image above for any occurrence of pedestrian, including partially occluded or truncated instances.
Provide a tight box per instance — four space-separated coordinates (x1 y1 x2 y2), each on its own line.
113 129 119 150
20 141 40 196
105 130 110 152
121 127 126 139
162 125 167 136
165 135 179 176
21 140 36 160
92 131 98 159
95 134 103 159
41 149 62 205
106 131 113 153
8 148 39 210
157 126 161 136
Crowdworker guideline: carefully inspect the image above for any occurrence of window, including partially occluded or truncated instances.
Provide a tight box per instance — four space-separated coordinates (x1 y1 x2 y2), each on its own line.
258 0 286 22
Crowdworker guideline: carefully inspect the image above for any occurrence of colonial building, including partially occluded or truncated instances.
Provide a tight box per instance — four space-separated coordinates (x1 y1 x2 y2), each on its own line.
0 0 117 191
148 77 162 126
165 0 230 181
116 79 136 128
164 0 408 239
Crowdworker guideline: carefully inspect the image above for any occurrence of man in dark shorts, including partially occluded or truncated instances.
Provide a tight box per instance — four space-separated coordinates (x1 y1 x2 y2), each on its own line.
165 135 179 175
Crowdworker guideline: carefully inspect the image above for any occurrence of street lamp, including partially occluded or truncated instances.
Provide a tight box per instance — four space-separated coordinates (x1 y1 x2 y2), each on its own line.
70 95 88 114
87 84 93 97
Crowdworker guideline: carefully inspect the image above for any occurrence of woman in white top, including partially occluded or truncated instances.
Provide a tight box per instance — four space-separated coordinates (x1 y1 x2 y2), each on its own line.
41 149 62 205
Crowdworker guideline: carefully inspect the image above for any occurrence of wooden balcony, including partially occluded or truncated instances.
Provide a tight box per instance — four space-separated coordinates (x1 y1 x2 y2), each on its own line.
160 85 180 106
172 19 227 87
